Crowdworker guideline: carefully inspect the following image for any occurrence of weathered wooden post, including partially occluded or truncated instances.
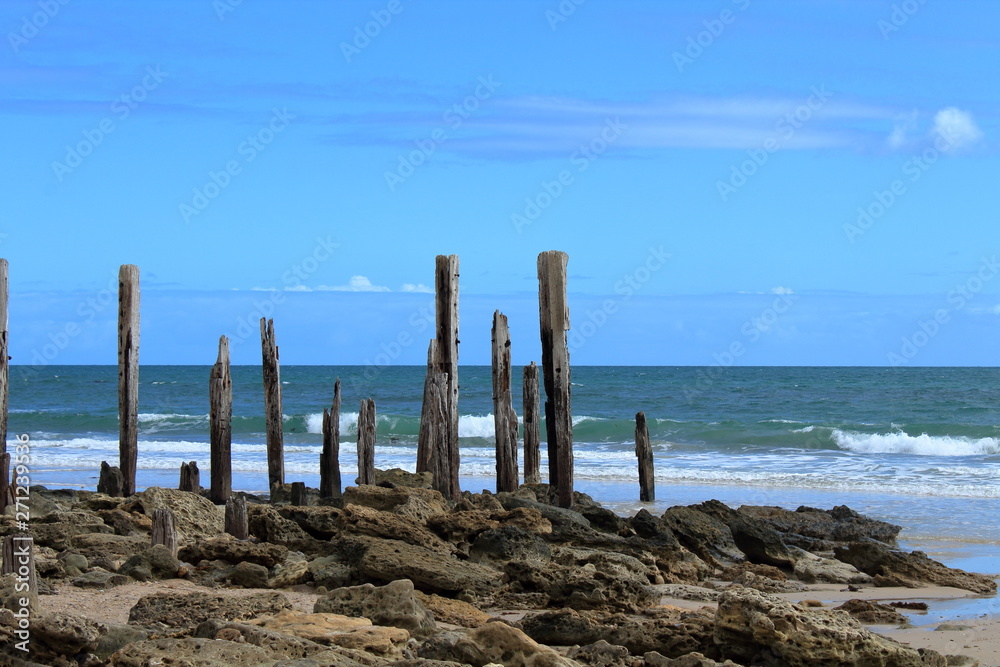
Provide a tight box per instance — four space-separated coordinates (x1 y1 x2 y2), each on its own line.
210 336 232 504
416 340 437 475
290 481 308 506
434 255 461 499
97 461 124 496
320 379 342 499
418 342 451 498
118 264 140 497
225 495 248 540
151 508 178 558
260 318 285 491
538 251 574 508
357 398 376 485
492 311 518 492
522 362 541 485
1 535 36 600
635 411 655 502
179 461 200 493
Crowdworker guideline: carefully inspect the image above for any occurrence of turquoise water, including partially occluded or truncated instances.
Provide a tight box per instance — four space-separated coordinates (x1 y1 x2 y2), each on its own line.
7 365 1000 552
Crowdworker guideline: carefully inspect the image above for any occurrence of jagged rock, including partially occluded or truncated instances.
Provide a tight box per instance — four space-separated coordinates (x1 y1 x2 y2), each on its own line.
502 556 658 613
117 544 181 582
124 486 223 544
457 491 506 512
791 547 872 584
128 590 291 629
496 493 592 529
714 586 932 666
179 536 289 567
578 504 626 534
256 609 373 643
338 504 454 553
415 591 493 628
327 625 410 656
835 599 908 625
109 637 276 666
834 541 998 594
520 607 715 657
470 525 552 563
68 533 148 563
276 506 344 539
660 506 743 568
719 563 786 582
374 468 433 489
270 552 312 588
652 584 720 602
27 611 107 663
230 561 271 588
727 516 795 568
343 485 451 522
739 504 901 545
643 652 744 667
29 512 113 550
95 623 148 660
71 569 132 589
309 554 356 589
729 571 807 594
94 507 153 537
315 579 437 637
418 622 577 667
344 535 497 596
249 505 312 545
196 619 382 665
568 640 631 667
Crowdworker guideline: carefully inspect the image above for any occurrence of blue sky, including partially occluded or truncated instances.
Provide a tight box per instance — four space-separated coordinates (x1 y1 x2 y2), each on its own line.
1 0 997 367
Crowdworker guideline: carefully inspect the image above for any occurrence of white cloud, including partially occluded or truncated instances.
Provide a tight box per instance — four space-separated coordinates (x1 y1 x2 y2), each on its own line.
324 275 391 292
771 286 794 295
887 110 918 149
931 107 983 150
401 283 433 293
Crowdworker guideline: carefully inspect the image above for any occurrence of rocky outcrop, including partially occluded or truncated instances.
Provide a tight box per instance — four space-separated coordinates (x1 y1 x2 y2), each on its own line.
415 591 493 628
127 591 292 629
714 586 936 666
835 599 908 625
314 579 437 637
660 506 743 569
123 487 223 544
791 547 871 584
179 536 289 567
418 621 578 667
520 607 716 657
834 541 998 594
739 504 901 546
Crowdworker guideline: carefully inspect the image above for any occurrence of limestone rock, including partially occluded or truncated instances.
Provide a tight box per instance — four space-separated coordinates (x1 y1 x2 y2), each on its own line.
95 623 148 661
343 484 451 522
470 525 552 563
230 561 271 588
415 590 493 628
28 611 107 662
248 504 311 544
124 486 223 544
568 640 631 667
418 622 577 667
29 512 113 550
68 533 148 563
270 553 312 588
374 467 434 489
71 569 132 589
277 505 344 539
179 536 289 567
258 609 373 642
714 586 929 666
834 541 997 594
738 504 901 545
128 590 291 629
339 503 454 553
643 652 744 667
660 506 743 569
791 547 872 584
109 637 275 666
309 554 356 589
835 599 908 625
502 556 658 613
314 579 437 638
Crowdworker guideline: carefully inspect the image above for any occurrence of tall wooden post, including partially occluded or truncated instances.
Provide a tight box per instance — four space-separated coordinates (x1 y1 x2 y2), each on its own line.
416 339 436 475
635 411 655 502
418 338 450 497
225 495 248 540
179 461 200 492
320 379 342 498
492 311 518 493
538 251 573 508
0 258 8 512
151 508 178 558
260 318 285 491
434 255 461 499
357 398 376 486
210 336 232 504
118 264 140 497
522 362 541 485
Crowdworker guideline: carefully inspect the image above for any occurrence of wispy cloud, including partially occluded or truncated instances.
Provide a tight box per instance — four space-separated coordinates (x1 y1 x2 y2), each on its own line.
932 107 984 150
401 283 433 293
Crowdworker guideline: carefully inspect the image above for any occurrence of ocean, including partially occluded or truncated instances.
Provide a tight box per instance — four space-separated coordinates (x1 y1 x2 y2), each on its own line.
7 365 1000 573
